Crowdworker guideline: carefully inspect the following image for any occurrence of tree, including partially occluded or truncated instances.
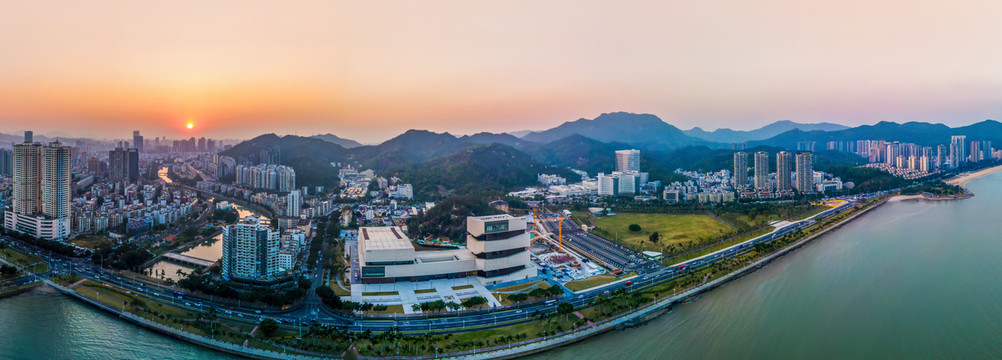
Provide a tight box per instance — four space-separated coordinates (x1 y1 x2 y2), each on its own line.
628 224 641 232
259 318 279 337
649 231 660 244
557 302 575 322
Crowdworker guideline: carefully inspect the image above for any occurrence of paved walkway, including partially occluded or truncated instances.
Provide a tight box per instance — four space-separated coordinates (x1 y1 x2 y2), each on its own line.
398 288 420 314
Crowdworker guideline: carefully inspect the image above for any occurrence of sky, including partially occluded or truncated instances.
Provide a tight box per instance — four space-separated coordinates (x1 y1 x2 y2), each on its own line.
1 0 1001 143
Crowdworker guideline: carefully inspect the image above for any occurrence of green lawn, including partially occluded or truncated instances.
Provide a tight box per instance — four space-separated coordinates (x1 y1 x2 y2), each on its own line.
663 226 774 265
585 213 735 251
0 248 48 273
71 235 110 250
564 273 635 292
491 280 550 294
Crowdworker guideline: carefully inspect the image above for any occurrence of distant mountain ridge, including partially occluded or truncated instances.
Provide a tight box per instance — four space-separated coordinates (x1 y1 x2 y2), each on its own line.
522 112 712 151
310 133 364 148
222 113 1002 199
684 120 849 143
750 120 1002 148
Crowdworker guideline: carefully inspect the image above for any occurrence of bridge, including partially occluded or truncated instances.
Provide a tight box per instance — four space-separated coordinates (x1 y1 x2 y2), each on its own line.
162 253 216 268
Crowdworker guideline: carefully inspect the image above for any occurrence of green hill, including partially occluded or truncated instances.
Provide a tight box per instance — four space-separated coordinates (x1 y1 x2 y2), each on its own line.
383 143 576 200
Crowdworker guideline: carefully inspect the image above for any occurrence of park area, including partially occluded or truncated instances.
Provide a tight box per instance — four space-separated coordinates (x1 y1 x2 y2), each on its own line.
577 212 736 252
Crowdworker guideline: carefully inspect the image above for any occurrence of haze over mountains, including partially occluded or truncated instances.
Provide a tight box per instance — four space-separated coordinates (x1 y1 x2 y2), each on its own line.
218 111 1001 200
683 120 849 143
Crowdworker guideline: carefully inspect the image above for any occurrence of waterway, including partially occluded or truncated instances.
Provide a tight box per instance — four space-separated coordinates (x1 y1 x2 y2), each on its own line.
2 173 1002 359
147 201 269 281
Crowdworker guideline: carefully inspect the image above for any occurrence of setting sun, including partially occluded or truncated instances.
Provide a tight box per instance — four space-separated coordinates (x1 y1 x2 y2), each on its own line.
186 122 193 129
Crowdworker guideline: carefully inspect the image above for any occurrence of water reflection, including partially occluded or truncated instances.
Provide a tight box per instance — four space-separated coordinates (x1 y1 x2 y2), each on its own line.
145 202 266 279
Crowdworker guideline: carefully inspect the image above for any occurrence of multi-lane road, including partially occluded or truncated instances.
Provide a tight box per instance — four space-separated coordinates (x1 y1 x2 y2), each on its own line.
2 197 861 341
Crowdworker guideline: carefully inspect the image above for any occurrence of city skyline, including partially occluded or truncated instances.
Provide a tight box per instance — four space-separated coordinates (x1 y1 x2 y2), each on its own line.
3 1 1002 142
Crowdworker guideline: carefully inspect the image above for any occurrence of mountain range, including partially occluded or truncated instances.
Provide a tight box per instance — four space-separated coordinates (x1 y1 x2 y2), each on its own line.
310 133 364 148
683 120 849 143
222 112 1000 199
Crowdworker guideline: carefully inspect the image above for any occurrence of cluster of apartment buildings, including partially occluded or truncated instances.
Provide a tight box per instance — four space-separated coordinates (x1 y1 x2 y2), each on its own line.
339 166 375 199
220 216 309 281
733 150 836 198
234 164 297 192
72 183 198 235
662 170 736 203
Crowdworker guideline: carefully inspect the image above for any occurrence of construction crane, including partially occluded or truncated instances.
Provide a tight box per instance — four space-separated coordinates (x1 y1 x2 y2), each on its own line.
532 208 568 251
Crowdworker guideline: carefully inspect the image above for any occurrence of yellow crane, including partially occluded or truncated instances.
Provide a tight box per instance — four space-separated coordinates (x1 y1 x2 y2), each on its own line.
532 208 567 251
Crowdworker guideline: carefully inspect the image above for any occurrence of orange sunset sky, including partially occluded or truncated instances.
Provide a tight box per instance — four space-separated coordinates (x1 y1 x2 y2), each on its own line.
1 1 1001 143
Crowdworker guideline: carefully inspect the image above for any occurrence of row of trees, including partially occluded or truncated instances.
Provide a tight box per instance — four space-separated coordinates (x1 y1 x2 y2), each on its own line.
177 272 311 307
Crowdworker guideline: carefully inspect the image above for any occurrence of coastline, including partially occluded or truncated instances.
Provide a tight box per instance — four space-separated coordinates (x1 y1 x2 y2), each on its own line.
946 164 1002 187
445 198 891 360
35 198 888 360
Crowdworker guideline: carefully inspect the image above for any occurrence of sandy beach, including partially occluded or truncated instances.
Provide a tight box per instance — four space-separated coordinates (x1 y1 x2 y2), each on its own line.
947 164 1002 186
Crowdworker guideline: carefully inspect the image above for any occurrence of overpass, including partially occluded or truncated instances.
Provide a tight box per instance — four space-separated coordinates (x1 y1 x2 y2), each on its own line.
162 253 216 268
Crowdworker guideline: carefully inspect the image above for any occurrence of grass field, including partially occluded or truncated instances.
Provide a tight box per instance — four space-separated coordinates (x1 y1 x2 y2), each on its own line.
490 280 550 294
662 226 774 265
582 212 736 251
563 273 637 292
0 248 48 273
71 235 110 250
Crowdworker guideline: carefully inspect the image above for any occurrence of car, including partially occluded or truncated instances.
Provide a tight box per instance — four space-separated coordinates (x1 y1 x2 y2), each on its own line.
255 310 262 314
184 302 192 306
236 313 244 317
515 309 524 314
625 280 633 286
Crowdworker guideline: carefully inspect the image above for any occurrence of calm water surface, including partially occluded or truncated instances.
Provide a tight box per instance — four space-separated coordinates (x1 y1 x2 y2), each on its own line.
147 202 266 280
3 173 1002 359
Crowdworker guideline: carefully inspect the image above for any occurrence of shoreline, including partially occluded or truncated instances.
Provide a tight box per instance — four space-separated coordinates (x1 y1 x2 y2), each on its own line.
34 198 888 360
448 198 891 359
946 164 1002 187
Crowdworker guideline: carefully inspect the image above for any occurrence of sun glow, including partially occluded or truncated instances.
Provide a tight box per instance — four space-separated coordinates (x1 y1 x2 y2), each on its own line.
186 122 193 129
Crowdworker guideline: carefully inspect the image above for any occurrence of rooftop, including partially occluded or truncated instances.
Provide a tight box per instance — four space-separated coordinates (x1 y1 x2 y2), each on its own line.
469 214 518 221
359 226 412 251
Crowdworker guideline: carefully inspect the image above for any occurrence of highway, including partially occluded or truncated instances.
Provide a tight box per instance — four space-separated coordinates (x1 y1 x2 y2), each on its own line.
0 197 862 340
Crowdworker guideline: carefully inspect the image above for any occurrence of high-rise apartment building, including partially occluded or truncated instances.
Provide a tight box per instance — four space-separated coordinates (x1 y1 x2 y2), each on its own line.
615 149 641 173
951 135 967 167
11 142 41 215
128 148 139 181
795 152 814 193
4 139 71 240
87 156 99 176
109 146 127 181
287 190 301 217
0 148 12 177
133 130 144 152
733 152 748 188
754 151 769 190
221 216 281 281
776 151 792 192
41 142 71 219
